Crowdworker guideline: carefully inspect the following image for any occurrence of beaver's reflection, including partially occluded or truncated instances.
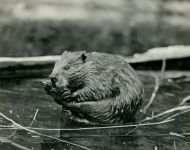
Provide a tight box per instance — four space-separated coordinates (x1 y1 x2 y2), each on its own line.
41 109 138 150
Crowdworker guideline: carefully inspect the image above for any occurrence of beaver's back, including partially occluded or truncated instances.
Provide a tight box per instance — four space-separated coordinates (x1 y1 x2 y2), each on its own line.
87 52 143 100
63 52 143 124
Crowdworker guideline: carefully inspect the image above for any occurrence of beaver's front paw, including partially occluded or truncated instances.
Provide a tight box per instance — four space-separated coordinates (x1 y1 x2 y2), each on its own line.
72 91 85 102
61 89 74 102
43 80 55 94
44 81 58 96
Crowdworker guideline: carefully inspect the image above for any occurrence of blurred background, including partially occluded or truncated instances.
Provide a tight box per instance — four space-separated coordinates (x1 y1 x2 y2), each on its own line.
0 0 190 57
1 1 190 150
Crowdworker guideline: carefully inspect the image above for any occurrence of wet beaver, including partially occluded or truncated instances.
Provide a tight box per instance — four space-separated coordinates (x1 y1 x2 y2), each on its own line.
44 51 143 124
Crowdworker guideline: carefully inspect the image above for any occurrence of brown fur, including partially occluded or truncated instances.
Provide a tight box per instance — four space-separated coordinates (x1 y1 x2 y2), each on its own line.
44 51 144 124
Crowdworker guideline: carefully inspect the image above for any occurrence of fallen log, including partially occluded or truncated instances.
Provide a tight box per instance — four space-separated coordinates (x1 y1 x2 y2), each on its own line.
0 46 190 78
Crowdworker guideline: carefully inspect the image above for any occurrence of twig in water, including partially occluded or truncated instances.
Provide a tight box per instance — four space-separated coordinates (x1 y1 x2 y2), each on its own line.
0 128 17 130
0 119 174 132
0 125 13 128
2 109 39 143
170 132 185 139
173 140 177 150
0 136 30 150
29 109 39 127
141 75 160 113
0 112 91 150
124 103 190 135
0 120 174 131
27 119 174 131
54 132 189 138
124 120 144 135
179 95 190 106
142 105 190 122
141 59 166 113
164 109 190 121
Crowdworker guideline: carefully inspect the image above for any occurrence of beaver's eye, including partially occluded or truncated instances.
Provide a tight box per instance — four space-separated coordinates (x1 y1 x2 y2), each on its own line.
64 66 70 70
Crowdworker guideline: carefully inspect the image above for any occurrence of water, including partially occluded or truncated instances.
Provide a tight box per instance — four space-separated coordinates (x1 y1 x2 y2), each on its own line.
0 71 190 150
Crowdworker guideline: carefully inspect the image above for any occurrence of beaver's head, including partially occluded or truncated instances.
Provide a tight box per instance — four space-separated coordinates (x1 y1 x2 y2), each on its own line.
48 51 88 93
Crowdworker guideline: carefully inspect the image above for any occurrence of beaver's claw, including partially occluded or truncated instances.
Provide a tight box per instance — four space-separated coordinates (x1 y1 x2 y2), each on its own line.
61 90 72 100
43 80 52 93
43 79 77 103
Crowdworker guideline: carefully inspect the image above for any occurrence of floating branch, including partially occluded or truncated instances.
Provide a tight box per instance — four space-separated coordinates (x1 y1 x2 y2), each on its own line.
0 119 174 131
29 109 39 127
0 113 91 150
142 105 190 123
26 119 174 131
141 59 165 113
141 75 160 113
179 95 190 106
49 132 189 138
0 56 60 68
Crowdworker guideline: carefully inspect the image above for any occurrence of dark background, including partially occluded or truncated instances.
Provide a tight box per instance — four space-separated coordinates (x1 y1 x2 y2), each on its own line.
0 0 190 57
0 1 190 150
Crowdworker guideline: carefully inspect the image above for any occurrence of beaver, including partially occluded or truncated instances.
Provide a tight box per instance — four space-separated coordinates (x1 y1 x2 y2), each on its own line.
44 51 143 124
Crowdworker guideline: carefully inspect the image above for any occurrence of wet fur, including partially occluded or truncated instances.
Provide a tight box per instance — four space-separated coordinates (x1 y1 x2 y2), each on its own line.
45 51 144 124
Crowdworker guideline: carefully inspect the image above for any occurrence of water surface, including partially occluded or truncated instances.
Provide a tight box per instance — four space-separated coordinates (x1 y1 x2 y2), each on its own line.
0 71 190 150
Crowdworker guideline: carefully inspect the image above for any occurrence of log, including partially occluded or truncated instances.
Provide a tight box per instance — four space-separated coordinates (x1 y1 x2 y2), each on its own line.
0 55 60 68
125 45 190 70
126 45 190 63
0 46 190 78
0 56 60 78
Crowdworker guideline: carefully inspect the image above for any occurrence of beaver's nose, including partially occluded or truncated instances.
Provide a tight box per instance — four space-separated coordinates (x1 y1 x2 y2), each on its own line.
49 76 58 87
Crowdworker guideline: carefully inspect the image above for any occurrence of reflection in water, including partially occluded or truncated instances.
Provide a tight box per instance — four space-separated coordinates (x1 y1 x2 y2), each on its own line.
0 72 190 149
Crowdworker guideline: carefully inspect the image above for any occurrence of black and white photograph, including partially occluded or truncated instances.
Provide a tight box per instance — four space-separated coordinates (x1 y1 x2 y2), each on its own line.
0 0 190 150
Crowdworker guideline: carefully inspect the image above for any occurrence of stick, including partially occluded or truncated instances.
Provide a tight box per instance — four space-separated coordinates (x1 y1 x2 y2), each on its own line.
141 75 160 113
29 109 39 127
0 56 59 68
141 59 166 113
124 120 144 135
143 105 190 122
179 95 190 106
50 133 190 138
170 132 185 139
0 119 174 131
24 119 175 131
0 125 13 128
0 113 91 150
164 109 190 121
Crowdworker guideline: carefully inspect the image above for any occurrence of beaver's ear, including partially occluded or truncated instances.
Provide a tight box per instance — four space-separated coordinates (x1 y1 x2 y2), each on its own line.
81 53 87 62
